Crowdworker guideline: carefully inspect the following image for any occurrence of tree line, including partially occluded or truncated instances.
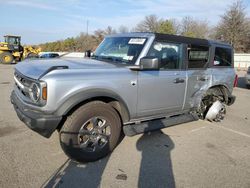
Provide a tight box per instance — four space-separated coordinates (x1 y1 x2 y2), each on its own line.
39 0 250 53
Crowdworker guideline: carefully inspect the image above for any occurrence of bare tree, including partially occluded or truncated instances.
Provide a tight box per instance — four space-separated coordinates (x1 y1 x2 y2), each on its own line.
244 18 250 52
158 19 179 35
180 16 209 38
181 17 193 36
105 26 117 35
214 0 249 52
93 29 105 44
118 25 129 33
39 2 250 53
135 15 160 32
75 33 98 51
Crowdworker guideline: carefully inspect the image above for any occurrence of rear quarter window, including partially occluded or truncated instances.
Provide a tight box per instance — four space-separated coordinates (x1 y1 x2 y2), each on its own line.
213 47 232 67
188 45 209 69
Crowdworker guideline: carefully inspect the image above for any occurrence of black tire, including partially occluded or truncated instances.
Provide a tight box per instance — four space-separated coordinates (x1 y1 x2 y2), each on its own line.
60 101 121 162
0 52 14 64
246 84 250 89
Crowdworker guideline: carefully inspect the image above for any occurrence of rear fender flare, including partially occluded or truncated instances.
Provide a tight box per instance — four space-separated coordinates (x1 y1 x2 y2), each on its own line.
190 84 231 110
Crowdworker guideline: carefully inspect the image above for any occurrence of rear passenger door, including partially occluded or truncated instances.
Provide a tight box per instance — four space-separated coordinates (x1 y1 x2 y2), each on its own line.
137 41 187 118
184 44 212 110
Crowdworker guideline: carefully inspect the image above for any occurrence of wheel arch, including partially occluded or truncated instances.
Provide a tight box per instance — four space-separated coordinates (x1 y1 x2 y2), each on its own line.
207 84 231 104
193 84 231 111
55 89 130 125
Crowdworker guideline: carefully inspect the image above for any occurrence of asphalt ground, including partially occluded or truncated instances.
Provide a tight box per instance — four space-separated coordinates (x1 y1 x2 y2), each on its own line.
0 64 249 188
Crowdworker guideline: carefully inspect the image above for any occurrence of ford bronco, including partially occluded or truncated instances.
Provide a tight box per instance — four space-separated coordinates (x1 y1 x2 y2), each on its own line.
11 33 236 162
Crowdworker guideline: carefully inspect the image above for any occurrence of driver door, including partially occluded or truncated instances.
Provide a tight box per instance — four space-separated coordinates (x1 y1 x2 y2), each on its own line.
137 41 187 118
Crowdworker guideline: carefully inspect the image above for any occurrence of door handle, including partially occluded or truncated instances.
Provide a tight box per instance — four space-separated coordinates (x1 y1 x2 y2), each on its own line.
173 78 185 83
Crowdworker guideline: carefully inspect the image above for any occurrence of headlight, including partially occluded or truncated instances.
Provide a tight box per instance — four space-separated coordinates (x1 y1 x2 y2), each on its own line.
29 83 41 102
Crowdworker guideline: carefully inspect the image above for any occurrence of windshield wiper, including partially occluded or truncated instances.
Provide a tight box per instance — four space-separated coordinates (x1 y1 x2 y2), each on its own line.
94 55 129 64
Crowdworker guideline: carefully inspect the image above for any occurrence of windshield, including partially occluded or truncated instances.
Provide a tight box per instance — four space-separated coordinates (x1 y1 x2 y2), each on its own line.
5 37 20 45
93 37 147 65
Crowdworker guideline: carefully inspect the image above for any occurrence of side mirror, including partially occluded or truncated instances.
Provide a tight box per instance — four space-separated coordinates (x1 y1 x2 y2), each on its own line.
140 57 160 70
85 50 92 58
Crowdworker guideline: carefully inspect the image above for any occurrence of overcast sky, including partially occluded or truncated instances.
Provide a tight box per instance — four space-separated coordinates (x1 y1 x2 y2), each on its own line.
1 0 250 44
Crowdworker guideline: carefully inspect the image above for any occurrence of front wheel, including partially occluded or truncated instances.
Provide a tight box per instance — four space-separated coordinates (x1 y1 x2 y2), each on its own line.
60 101 121 162
0 52 14 64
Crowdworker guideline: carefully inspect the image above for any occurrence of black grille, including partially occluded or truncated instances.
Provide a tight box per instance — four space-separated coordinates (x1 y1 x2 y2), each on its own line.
14 72 32 87
14 71 32 99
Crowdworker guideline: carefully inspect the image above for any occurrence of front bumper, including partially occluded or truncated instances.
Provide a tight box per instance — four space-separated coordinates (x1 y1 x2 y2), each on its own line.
11 91 62 138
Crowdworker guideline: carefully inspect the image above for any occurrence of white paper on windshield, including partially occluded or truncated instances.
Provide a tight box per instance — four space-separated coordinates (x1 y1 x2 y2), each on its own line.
128 38 146 45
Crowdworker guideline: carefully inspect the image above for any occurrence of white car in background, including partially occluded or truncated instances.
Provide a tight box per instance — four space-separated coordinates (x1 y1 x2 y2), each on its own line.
40 53 59 58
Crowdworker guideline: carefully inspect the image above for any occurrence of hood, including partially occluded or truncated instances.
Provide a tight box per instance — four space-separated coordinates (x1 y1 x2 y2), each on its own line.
15 57 118 80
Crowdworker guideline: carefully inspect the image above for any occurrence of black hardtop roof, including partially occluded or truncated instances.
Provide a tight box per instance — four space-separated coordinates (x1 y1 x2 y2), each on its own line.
4 35 21 38
108 32 232 48
155 33 231 47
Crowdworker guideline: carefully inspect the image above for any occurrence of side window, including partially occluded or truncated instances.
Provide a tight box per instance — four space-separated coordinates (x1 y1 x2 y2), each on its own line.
9 38 15 44
214 47 232 67
188 45 209 69
147 41 181 69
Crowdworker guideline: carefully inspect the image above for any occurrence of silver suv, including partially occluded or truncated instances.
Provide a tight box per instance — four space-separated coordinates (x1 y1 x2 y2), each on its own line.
11 33 236 162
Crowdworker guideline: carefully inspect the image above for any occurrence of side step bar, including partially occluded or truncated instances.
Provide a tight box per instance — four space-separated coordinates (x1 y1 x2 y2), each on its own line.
123 113 199 136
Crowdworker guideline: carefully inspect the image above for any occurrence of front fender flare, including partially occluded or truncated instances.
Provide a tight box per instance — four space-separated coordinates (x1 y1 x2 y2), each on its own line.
54 88 130 122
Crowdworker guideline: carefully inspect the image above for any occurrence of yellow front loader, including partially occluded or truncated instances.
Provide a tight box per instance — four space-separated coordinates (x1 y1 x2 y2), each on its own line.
0 35 41 64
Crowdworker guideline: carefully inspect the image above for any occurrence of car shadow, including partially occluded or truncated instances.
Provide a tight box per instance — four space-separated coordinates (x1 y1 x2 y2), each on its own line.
42 129 175 188
42 156 110 188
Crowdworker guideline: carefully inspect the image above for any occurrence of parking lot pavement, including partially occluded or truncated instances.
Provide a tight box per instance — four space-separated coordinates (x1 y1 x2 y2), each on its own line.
0 64 249 188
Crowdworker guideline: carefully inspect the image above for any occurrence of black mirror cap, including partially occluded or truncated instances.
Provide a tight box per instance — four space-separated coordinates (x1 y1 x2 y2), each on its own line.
140 57 160 70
